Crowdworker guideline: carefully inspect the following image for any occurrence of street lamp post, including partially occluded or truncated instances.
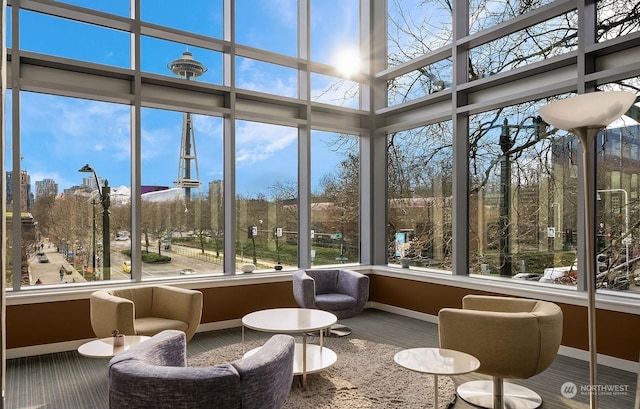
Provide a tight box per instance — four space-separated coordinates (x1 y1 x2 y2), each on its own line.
497 116 545 276
551 202 560 251
79 164 111 280
91 197 97 275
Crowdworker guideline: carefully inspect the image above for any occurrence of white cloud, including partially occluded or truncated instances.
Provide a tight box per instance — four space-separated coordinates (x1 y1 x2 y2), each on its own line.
236 121 297 166
21 93 130 160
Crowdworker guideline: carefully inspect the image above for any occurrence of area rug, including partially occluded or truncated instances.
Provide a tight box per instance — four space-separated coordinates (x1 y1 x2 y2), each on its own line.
188 337 457 409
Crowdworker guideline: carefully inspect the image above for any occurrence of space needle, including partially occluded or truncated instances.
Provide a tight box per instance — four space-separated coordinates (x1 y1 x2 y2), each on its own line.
167 51 207 202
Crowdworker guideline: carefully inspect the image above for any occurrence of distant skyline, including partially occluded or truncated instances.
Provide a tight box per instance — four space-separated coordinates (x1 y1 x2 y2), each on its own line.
6 0 361 198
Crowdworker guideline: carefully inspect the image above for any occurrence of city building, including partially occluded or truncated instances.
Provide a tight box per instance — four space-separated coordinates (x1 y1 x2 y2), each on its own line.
6 170 33 213
34 178 58 199
80 175 103 192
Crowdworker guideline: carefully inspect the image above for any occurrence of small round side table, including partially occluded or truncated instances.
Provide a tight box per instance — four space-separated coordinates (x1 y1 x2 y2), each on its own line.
394 347 480 409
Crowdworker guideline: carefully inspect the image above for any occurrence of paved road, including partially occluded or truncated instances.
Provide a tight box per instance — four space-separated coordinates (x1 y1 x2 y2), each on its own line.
29 243 639 292
27 240 225 285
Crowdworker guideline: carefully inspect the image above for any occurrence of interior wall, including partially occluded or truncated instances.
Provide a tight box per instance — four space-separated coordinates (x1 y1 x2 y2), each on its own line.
6 282 297 349
369 275 640 362
6 275 640 363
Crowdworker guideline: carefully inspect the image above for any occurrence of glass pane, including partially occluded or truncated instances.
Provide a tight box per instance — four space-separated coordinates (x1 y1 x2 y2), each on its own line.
6 5 11 48
597 1 640 42
140 0 223 39
388 59 452 107
388 0 452 67
469 0 556 35
468 100 579 285
235 0 297 57
4 90 14 288
387 122 453 269
141 37 223 85
20 92 131 286
310 0 359 67
55 0 129 17
310 72 359 109
235 121 298 272
19 10 130 68
141 108 224 279
469 13 577 80
594 80 640 293
311 131 359 266
236 57 297 98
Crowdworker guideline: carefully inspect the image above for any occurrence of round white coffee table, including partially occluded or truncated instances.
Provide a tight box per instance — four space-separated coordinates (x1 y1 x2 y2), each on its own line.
242 308 337 387
394 347 480 409
77 335 151 358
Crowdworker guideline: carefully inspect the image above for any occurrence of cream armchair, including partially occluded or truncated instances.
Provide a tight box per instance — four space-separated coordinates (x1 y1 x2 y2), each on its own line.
90 285 203 342
438 295 563 409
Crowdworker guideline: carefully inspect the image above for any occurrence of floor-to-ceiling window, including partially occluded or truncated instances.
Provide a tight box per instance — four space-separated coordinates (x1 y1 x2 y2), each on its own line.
140 107 224 279
311 130 360 266
12 92 131 286
468 99 578 282
384 0 640 297
3 0 365 289
386 123 453 269
3 1 640 301
234 121 298 271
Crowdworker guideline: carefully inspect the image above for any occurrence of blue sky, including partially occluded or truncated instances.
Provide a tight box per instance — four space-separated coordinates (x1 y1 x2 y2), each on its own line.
8 0 360 197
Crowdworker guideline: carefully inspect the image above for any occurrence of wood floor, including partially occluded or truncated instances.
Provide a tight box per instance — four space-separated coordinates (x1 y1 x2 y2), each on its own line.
6 308 637 408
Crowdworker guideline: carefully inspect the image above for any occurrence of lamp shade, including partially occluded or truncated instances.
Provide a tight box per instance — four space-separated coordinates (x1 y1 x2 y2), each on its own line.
539 91 636 131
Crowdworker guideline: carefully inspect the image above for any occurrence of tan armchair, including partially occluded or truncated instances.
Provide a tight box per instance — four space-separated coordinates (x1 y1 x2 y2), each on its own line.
438 295 563 409
90 285 203 342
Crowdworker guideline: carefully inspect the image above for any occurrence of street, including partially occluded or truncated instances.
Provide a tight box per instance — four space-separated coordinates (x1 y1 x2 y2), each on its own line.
27 239 225 285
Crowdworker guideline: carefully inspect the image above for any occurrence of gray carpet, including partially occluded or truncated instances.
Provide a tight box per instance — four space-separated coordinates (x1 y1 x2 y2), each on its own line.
188 336 457 409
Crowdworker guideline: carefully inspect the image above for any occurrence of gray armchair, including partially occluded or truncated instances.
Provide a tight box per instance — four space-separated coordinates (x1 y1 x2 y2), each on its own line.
108 330 295 409
292 269 369 336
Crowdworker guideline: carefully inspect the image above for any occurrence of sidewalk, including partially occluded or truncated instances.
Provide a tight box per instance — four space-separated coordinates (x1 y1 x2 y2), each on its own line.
28 244 87 285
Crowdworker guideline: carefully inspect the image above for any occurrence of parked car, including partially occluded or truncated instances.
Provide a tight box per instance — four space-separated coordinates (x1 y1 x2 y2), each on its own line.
540 259 578 283
512 272 541 281
122 260 131 274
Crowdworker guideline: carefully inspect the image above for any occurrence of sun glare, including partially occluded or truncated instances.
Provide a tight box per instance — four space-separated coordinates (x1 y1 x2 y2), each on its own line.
333 48 361 78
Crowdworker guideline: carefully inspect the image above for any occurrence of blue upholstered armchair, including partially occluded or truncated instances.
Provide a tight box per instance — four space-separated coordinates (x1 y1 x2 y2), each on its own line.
108 330 295 409
292 269 369 336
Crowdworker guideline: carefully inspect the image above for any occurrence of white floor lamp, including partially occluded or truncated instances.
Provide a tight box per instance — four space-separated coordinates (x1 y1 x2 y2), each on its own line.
539 91 636 409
